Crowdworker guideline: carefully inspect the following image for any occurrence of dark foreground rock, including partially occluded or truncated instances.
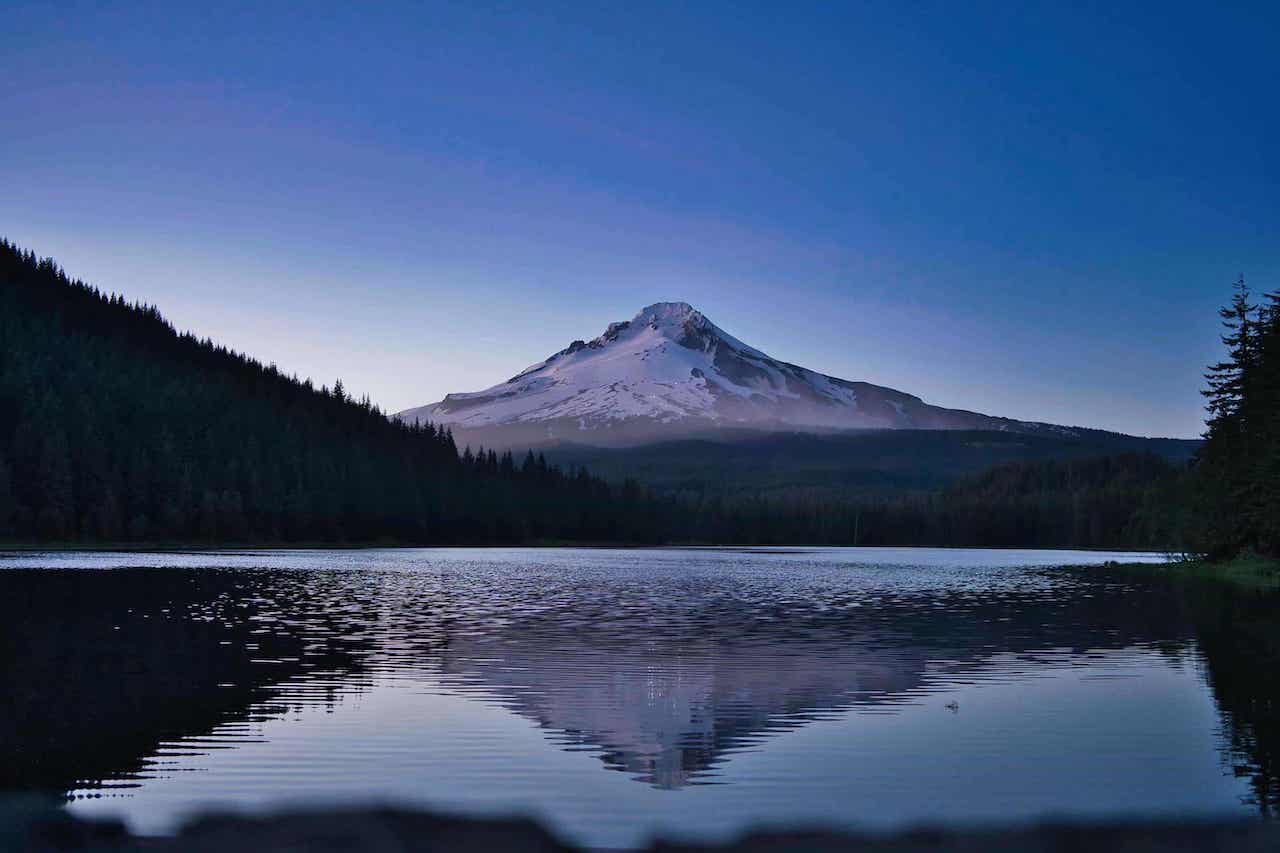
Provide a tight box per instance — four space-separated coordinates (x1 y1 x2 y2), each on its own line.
4 797 1278 853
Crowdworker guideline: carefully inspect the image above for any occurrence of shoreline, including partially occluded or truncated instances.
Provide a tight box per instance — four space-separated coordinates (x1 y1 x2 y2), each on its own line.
8 799 1279 853
1094 554 1280 591
0 540 1171 554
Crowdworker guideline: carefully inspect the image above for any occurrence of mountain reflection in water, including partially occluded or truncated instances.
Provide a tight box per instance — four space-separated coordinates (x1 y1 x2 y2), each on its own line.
1 548 1277 844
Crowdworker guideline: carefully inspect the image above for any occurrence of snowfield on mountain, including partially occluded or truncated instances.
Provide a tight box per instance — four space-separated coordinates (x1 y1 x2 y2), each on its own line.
396 302 1072 446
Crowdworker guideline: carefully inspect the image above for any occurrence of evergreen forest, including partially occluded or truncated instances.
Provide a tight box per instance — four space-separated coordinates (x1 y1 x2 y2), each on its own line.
2 238 1271 555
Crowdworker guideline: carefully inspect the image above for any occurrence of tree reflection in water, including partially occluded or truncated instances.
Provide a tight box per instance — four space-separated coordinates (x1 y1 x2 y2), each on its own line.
1 559 1277 816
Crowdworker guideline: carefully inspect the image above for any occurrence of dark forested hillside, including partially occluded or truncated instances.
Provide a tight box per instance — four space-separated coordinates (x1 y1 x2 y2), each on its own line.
0 239 660 544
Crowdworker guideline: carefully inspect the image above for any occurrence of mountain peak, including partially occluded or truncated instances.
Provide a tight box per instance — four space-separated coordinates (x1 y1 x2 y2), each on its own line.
636 301 699 320
579 301 722 354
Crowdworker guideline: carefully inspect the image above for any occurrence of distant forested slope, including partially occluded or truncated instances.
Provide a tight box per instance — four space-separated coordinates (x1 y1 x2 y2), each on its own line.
667 452 1183 549
0 239 659 544
545 430 1198 505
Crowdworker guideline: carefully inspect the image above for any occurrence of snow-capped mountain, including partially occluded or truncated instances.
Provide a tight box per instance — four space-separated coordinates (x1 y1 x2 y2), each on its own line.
397 302 1062 446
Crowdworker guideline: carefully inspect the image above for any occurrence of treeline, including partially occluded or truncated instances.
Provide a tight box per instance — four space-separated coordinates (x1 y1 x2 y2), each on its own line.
671 452 1180 549
547 430 1199 508
1190 277 1280 559
0 239 664 544
0 237 1201 550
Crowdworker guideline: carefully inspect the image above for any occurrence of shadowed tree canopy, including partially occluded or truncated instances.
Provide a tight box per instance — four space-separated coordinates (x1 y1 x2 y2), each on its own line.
0 239 662 545
1192 276 1280 558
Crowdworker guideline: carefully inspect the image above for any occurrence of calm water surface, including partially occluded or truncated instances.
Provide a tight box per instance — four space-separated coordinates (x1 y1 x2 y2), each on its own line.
3 547 1278 848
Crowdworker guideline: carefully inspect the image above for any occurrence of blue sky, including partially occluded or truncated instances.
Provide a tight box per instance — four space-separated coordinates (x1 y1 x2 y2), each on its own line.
3 1 1277 438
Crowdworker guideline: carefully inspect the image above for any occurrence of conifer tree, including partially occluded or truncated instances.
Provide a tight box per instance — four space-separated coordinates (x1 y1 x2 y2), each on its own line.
1195 275 1280 558
1204 276 1257 428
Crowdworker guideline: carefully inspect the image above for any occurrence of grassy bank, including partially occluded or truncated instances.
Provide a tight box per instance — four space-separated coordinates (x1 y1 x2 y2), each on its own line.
1103 553 1280 592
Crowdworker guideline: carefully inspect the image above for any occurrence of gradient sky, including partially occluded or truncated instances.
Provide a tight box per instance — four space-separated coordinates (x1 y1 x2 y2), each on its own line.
4 1 1277 438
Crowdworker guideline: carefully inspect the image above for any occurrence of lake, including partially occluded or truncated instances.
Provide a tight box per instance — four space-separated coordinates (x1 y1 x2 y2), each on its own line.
3 547 1277 849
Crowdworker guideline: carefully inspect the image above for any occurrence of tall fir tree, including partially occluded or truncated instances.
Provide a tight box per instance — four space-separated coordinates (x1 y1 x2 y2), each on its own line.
1195 276 1280 558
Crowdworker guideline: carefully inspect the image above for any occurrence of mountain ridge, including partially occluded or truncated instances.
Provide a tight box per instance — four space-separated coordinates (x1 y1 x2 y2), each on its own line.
397 301 1085 447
